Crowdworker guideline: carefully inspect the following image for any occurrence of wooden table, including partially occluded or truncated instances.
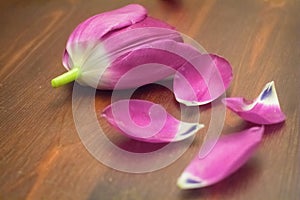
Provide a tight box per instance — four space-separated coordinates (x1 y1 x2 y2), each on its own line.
1 0 299 199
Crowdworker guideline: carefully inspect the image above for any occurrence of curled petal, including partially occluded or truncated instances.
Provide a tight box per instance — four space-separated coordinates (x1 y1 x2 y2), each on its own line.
177 126 264 189
173 54 233 106
101 100 204 143
223 81 286 124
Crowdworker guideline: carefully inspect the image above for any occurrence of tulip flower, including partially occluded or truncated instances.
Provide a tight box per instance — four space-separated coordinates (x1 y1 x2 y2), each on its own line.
51 4 198 89
51 3 233 102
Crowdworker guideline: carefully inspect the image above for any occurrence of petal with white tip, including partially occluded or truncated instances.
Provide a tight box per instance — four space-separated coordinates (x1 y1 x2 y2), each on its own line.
101 99 204 143
177 126 264 189
223 81 286 124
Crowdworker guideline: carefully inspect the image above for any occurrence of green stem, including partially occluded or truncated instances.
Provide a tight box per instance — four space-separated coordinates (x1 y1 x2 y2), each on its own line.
51 68 80 88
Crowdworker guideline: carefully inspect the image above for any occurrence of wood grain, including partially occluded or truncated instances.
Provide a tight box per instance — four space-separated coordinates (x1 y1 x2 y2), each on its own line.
0 0 299 199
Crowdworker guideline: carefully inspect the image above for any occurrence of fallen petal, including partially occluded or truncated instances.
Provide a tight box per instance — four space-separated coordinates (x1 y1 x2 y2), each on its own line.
223 81 286 124
101 99 204 143
177 126 264 189
173 54 233 106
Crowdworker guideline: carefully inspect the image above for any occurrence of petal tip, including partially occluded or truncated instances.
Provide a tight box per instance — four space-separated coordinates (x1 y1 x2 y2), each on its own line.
260 81 274 100
175 97 210 106
177 173 207 189
173 123 204 142
224 81 285 124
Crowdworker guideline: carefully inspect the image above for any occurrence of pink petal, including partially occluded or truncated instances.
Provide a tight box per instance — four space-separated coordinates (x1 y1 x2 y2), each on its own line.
67 4 147 45
97 39 201 89
173 54 233 106
102 16 178 39
71 23 204 89
101 100 204 143
65 15 180 69
63 4 147 70
177 126 264 189
223 81 286 124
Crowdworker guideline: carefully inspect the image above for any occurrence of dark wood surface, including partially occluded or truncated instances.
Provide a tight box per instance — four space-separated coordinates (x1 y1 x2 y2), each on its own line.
1 0 299 199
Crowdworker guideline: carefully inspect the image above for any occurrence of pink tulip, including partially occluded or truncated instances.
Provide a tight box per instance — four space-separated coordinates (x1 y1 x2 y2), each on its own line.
51 4 197 89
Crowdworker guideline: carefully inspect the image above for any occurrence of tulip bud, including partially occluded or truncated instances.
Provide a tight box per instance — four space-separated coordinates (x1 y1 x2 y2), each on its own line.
51 4 185 89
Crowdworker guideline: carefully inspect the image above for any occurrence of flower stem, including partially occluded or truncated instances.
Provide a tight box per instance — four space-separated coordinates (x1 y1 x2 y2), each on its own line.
51 68 80 88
